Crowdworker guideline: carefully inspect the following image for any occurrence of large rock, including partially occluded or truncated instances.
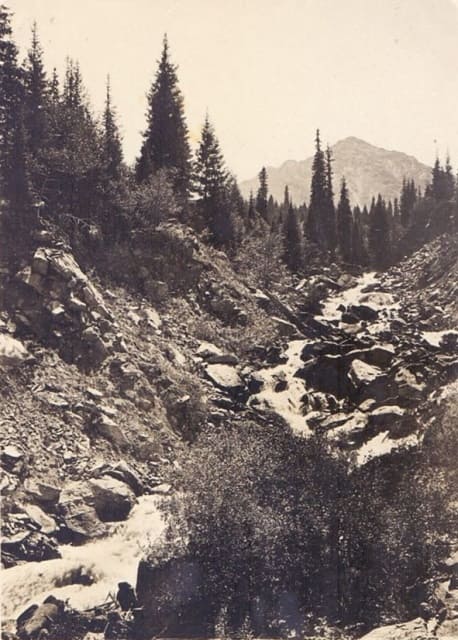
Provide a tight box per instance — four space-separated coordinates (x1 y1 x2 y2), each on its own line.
58 481 107 542
204 364 245 395
0 334 30 367
95 414 129 448
348 359 388 401
348 303 379 321
2 530 60 565
91 460 144 496
17 596 64 639
358 617 433 639
24 479 61 506
89 476 136 522
297 354 349 398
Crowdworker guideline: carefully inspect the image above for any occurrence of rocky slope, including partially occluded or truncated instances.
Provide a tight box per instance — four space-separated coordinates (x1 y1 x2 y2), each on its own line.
240 137 431 207
1 226 457 639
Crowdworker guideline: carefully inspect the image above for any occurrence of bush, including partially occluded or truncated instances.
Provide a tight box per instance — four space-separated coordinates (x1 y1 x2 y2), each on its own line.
152 420 450 633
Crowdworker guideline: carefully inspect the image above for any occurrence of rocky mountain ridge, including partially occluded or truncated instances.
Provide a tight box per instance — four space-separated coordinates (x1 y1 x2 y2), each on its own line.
240 137 432 207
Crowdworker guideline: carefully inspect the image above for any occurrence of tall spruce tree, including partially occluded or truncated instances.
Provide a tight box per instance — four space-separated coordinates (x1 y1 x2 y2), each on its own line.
368 194 391 269
400 178 417 227
247 190 256 229
325 145 336 252
136 35 191 198
99 76 124 242
256 166 268 219
0 5 32 225
336 177 353 262
306 129 328 249
351 207 367 265
102 76 123 180
194 115 234 248
24 23 49 156
282 202 302 271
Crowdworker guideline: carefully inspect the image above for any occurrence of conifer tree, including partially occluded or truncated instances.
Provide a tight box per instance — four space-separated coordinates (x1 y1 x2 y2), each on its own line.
351 206 367 265
282 202 302 271
102 76 123 180
24 23 49 155
99 76 125 242
247 190 256 229
400 178 417 227
256 166 268 219
336 177 353 262
306 129 328 249
194 115 234 248
136 35 191 197
444 155 455 201
368 194 391 269
325 145 336 251
0 4 32 224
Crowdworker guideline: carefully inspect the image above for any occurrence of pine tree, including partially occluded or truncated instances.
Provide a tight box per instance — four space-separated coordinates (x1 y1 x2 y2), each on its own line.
325 145 336 251
0 5 32 225
194 115 234 248
24 23 49 155
306 129 328 249
351 206 367 265
444 155 455 201
400 178 417 227
194 115 228 203
368 194 391 269
46 58 102 227
247 190 256 229
102 76 123 180
336 177 353 262
256 166 268 219
136 35 191 197
99 76 125 243
282 202 302 271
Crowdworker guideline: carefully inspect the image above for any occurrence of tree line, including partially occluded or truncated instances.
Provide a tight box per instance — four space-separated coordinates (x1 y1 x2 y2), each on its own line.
1 4 457 277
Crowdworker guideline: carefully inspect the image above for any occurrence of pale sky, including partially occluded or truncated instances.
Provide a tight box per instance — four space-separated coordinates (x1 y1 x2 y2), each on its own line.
7 0 458 180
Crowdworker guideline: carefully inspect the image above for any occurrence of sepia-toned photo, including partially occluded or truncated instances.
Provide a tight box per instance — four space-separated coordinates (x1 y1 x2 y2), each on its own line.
1 1 457 639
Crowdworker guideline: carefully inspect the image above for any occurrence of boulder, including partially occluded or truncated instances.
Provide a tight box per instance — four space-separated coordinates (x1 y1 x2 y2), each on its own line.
95 414 129 448
297 354 349 398
348 303 379 321
346 344 395 368
348 359 388 401
91 460 143 496
204 364 244 395
2 445 24 468
0 335 30 367
2 530 60 565
394 367 426 402
58 481 106 542
89 476 136 522
358 617 432 639
196 341 223 360
326 412 368 447
272 316 299 337
31 248 49 276
23 504 57 535
24 479 61 506
17 596 64 640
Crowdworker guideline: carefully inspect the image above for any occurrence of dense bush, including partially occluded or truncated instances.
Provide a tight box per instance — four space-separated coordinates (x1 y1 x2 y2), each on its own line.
153 420 450 635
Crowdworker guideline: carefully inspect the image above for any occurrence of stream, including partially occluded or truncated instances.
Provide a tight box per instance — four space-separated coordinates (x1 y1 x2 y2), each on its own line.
1 495 164 621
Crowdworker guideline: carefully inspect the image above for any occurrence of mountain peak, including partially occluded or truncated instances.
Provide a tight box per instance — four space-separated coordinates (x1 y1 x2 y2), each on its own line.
241 138 431 207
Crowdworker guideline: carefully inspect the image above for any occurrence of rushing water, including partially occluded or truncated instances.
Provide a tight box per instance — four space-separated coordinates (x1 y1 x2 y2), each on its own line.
249 272 386 435
1 495 164 621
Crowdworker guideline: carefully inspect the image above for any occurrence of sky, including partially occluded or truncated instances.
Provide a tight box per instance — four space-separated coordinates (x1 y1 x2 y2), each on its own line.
7 0 458 181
